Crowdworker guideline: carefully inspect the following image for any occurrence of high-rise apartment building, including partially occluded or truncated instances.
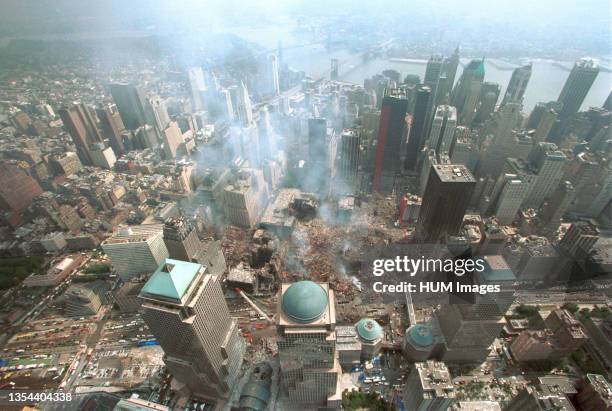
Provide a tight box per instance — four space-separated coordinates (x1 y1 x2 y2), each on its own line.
417 164 476 242
101 224 169 280
277 281 341 408
139 259 244 402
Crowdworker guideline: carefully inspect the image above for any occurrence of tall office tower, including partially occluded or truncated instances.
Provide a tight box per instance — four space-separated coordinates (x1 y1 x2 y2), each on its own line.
419 149 450 195
523 143 567 208
335 129 361 192
264 54 280 96
557 58 599 120
162 122 185 159
330 58 339 81
277 281 341 408
372 88 410 192
504 385 575 411
488 174 529 224
427 105 457 158
436 255 516 362
559 221 599 259
145 95 171 131
308 118 328 164
108 83 148 130
59 104 104 166
534 107 558 142
474 82 501 124
451 58 485 126
96 105 125 156
539 181 575 231
223 168 269 228
424 56 444 130
417 164 476 242
563 151 604 213
502 64 532 105
187 67 206 111
139 259 244 402
477 102 523 178
218 88 236 121
163 217 204 263
136 125 159 149
405 86 432 170
237 82 254 126
101 224 169 280
0 162 43 213
438 46 460 104
402 361 456 411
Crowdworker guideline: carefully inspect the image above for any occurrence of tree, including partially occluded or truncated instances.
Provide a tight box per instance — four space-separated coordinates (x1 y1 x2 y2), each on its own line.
562 303 579 314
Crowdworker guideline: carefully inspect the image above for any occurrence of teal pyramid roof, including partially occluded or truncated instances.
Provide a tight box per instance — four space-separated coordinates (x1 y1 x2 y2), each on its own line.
140 259 201 301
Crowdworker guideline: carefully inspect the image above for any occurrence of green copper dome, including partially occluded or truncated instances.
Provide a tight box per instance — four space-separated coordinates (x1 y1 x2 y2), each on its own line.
356 318 383 342
281 281 328 323
407 324 434 347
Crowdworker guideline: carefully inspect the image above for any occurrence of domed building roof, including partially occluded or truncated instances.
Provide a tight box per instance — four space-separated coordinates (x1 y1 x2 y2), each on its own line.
355 318 383 342
281 281 328 323
407 324 434 347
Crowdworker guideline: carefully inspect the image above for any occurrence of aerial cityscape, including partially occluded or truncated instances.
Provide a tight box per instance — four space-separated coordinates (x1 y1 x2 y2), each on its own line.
0 1 611 410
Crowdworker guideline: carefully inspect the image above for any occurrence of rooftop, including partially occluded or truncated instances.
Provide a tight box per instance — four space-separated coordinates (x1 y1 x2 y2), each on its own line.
434 164 475 183
355 318 383 342
281 281 328 323
140 259 202 301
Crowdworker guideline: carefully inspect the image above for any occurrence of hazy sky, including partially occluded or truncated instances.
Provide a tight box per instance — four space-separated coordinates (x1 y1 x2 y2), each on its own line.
0 0 610 58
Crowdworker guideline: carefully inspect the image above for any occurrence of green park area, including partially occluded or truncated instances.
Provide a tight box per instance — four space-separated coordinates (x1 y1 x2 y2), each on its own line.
0 256 45 290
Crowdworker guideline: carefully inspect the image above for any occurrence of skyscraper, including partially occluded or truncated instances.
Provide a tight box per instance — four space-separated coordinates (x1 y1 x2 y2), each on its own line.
96 105 125 156
187 67 206 111
417 164 476 242
489 174 529 224
372 88 410 192
335 129 361 192
139 259 244 402
405 85 432 170
427 105 457 158
277 281 341 408
474 82 501 124
451 59 485 126
523 143 567 208
101 224 169 280
237 81 254 126
502 64 532 105
109 83 148 130
58 104 104 166
557 58 599 120
162 122 184 159
437 46 460 104
264 54 280 96
424 55 444 133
